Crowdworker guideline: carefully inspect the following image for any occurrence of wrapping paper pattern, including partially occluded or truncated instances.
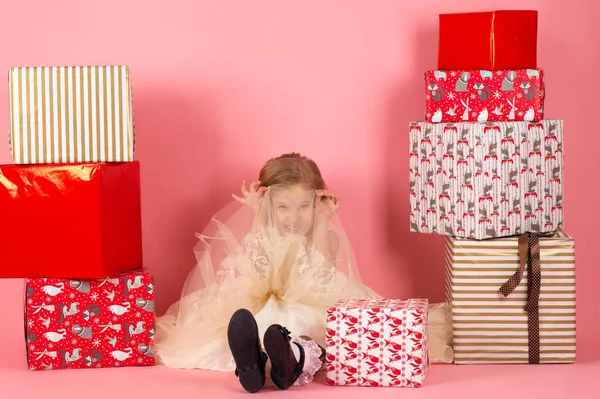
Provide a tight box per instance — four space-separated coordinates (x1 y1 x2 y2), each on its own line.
445 233 576 364
9 66 135 164
409 120 564 239
0 161 142 279
438 11 538 70
326 299 429 388
425 69 544 123
25 272 156 371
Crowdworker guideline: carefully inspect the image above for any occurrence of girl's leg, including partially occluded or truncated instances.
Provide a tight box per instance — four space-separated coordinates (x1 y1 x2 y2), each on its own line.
290 335 325 386
227 309 268 393
263 326 324 389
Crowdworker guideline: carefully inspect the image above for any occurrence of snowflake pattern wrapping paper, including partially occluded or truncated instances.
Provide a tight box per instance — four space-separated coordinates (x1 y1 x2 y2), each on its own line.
409 120 564 239
326 299 429 388
25 271 156 371
425 69 544 123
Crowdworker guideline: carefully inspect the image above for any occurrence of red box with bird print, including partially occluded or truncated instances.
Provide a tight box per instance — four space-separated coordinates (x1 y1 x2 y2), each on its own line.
325 299 429 388
24 271 156 371
425 69 545 123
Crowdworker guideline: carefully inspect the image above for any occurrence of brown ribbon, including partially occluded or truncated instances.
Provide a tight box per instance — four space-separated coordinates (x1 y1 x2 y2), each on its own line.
499 232 553 364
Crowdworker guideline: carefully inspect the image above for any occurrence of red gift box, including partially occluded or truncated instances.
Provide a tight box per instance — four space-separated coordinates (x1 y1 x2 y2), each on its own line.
425 68 545 123
0 161 142 279
25 271 156 371
438 11 538 70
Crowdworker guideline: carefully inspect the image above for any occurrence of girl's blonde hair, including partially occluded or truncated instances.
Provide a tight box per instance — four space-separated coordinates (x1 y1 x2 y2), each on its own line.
258 153 326 190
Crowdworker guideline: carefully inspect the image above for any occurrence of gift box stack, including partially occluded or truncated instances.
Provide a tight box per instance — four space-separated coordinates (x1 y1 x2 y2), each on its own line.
1 66 156 370
409 11 576 364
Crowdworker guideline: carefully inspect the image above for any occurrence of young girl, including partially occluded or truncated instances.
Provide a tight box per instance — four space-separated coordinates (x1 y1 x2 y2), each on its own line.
155 153 452 392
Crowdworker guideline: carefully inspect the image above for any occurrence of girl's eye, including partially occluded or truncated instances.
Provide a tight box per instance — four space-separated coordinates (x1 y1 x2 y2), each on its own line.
278 205 288 209
301 204 310 208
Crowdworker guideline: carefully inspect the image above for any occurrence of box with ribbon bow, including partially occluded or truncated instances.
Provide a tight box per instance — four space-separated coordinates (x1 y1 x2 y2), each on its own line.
24 271 156 371
445 231 576 364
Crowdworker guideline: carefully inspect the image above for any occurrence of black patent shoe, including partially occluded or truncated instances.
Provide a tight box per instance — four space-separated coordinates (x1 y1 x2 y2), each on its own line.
227 309 268 393
263 324 305 390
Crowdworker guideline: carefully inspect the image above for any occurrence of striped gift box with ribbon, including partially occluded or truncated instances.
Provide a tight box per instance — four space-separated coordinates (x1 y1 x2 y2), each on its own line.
8 65 135 164
445 231 576 364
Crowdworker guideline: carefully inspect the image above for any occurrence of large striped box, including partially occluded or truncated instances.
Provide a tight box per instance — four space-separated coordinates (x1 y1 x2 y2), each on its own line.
445 232 576 364
9 65 135 164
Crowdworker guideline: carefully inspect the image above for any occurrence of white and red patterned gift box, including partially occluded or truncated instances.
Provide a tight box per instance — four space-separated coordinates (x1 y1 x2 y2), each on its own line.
326 299 429 388
409 120 564 239
425 69 545 123
25 271 156 371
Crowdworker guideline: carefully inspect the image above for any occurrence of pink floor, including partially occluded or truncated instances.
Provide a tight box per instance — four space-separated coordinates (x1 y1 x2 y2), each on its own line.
1 353 599 398
2 280 599 397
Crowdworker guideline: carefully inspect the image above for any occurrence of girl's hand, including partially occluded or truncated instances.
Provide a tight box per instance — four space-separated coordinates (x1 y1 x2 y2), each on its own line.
315 190 341 222
232 180 267 211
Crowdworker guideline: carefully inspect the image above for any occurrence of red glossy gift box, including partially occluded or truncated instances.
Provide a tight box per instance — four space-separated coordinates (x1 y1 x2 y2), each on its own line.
438 11 538 70
0 161 142 279
25 271 156 370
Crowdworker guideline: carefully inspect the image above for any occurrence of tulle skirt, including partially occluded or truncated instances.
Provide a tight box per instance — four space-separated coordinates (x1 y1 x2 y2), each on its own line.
153 196 453 371
155 272 378 371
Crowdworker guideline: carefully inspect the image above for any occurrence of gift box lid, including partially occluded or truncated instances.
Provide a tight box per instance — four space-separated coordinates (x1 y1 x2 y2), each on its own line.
331 298 428 311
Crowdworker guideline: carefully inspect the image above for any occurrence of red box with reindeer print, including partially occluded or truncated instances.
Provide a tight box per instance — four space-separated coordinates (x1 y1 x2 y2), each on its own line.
425 69 545 123
24 271 156 371
326 299 429 388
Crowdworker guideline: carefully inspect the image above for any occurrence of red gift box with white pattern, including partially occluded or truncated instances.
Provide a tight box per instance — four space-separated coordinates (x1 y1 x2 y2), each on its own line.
25 271 156 371
438 11 538 70
0 161 142 279
425 69 545 123
326 299 429 388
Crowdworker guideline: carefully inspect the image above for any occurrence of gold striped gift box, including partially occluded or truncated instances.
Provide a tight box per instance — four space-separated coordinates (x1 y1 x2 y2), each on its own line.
445 232 576 364
8 65 134 164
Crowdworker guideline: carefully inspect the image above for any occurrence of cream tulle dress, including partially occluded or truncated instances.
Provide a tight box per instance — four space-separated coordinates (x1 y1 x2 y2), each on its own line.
154 185 453 372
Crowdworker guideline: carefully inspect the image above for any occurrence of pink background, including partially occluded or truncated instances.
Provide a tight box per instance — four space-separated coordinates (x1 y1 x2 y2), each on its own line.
0 0 599 391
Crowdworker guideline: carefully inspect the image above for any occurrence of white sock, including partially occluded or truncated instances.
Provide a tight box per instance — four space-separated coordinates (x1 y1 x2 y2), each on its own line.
291 342 301 361
290 340 311 372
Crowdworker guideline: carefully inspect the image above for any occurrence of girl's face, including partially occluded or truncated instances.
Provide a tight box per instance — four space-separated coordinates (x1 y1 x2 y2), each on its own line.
269 185 315 236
